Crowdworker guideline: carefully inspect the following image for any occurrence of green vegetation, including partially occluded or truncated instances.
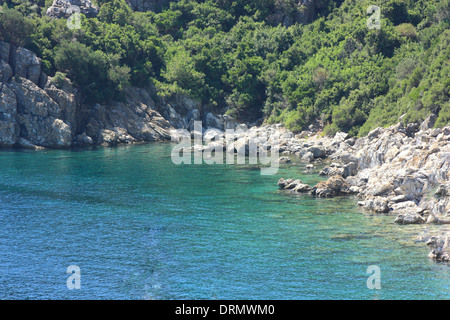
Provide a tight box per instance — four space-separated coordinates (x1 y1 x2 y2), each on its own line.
0 0 449 135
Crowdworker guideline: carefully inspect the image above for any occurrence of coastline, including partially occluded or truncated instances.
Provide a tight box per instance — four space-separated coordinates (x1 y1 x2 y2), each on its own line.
264 120 450 263
1 103 449 262
1 41 448 264
171 117 449 263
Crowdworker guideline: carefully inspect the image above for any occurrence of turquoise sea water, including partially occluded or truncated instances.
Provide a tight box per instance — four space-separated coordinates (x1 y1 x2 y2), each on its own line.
0 143 449 300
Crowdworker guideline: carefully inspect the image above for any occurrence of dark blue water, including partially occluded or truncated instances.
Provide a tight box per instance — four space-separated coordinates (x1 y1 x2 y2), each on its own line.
0 143 449 299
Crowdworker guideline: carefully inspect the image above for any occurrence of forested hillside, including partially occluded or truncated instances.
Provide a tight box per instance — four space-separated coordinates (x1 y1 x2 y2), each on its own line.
1 0 449 136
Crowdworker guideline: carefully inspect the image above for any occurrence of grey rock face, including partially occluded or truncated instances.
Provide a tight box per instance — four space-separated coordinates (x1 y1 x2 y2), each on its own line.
435 184 450 197
277 178 311 193
1 43 221 148
0 60 13 83
0 84 17 146
0 41 11 63
11 47 41 85
46 0 99 19
9 78 72 148
358 196 390 213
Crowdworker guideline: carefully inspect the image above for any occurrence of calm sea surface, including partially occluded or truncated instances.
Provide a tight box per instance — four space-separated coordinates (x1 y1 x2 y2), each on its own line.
0 143 449 299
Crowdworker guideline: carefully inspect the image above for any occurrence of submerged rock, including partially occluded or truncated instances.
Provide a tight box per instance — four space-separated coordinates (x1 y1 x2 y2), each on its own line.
277 178 294 189
427 235 450 262
277 156 292 164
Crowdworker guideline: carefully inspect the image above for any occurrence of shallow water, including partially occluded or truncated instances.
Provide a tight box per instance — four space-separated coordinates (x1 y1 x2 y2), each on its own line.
0 143 449 299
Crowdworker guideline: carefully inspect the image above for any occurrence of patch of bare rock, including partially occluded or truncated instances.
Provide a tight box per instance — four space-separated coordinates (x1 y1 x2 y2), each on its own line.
275 116 449 263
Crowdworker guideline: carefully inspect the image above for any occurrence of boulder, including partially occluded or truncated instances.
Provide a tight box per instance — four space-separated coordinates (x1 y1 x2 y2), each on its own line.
390 194 407 203
427 235 450 262
420 114 437 131
73 132 93 145
277 178 311 193
426 215 450 225
311 175 352 198
301 151 314 162
278 178 294 189
394 211 426 225
203 128 224 141
277 156 291 164
333 132 348 143
319 166 344 177
435 184 450 197
358 196 390 213
285 179 304 190
306 146 325 159
293 183 312 193
204 112 224 130
343 162 358 178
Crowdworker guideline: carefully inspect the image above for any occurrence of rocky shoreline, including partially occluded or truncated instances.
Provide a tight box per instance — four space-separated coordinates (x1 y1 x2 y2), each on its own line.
176 118 449 263
0 41 240 149
270 119 450 263
1 42 448 264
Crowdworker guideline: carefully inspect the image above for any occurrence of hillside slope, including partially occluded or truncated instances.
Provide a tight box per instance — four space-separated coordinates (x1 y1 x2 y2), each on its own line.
0 0 449 137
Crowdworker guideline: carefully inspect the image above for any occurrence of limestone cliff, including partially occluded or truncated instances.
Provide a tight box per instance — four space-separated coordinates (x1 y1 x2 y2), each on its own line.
0 41 233 149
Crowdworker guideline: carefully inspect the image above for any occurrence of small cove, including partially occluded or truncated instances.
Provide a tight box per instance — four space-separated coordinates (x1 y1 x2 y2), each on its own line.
0 143 449 299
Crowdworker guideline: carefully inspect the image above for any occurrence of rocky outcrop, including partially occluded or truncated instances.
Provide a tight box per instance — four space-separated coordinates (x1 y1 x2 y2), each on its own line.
310 175 354 198
277 175 356 197
0 41 74 148
358 196 390 213
125 0 171 12
277 178 312 193
0 42 238 149
319 161 358 178
394 211 426 225
272 117 449 262
46 0 99 19
82 87 173 146
427 235 450 262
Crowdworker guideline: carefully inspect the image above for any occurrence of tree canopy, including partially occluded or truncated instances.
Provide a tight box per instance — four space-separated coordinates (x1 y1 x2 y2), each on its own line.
0 0 449 134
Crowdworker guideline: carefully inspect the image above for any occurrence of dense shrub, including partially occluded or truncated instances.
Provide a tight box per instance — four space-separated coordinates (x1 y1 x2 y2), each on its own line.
0 0 448 132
